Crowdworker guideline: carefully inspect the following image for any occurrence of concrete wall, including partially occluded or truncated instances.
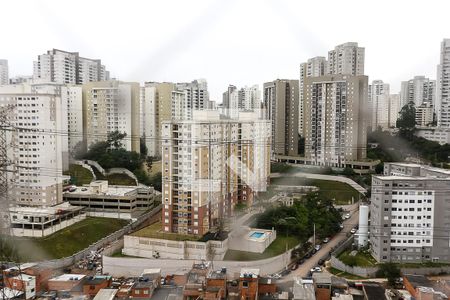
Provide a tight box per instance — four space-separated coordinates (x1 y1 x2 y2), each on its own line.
123 236 228 260
103 249 292 279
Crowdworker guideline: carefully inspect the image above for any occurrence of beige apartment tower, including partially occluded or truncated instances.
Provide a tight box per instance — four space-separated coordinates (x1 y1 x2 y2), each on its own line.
263 79 299 156
303 75 368 167
82 80 140 153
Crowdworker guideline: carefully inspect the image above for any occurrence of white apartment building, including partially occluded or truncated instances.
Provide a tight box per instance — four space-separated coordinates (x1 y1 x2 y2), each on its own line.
389 94 401 128
161 110 271 235
303 75 368 167
0 84 68 207
400 76 435 108
415 127 450 145
65 85 83 155
371 163 450 263
33 49 109 85
0 59 9 85
327 42 365 76
222 84 260 119
9 76 32 85
415 102 434 127
82 80 140 153
436 39 450 127
239 85 260 111
369 80 390 130
299 56 327 134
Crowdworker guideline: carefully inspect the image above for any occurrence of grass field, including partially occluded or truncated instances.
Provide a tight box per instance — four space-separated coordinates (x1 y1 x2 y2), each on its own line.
64 164 94 185
106 173 137 186
337 249 377 267
223 235 301 261
271 177 361 205
10 217 128 261
147 161 162 177
132 221 200 241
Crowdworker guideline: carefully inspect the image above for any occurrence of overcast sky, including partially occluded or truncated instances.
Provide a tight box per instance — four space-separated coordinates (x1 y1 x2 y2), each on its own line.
1 0 449 101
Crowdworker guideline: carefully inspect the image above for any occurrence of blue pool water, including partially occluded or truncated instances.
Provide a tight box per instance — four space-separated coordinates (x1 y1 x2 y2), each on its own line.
250 232 265 239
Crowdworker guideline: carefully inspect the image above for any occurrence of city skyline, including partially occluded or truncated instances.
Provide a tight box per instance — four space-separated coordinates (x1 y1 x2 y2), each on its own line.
1 0 449 102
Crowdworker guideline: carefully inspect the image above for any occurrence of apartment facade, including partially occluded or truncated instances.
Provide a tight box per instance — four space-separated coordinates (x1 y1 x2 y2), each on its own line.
82 80 140 153
437 39 450 127
370 163 450 263
369 80 390 130
415 102 434 127
327 42 365 76
400 76 435 108
33 49 108 85
161 111 270 235
299 56 327 134
389 94 401 128
263 79 299 156
0 59 8 85
222 84 260 119
303 74 368 167
0 84 67 207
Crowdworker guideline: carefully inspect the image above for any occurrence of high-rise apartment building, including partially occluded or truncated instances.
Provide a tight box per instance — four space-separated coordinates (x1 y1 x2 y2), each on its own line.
33 49 109 85
141 80 210 157
82 80 140 153
389 94 401 128
303 75 368 167
0 84 68 207
222 84 260 119
299 57 327 134
327 42 365 76
370 163 450 263
161 111 271 235
400 76 435 108
263 79 299 156
0 59 9 85
436 39 450 127
369 80 390 130
415 102 434 127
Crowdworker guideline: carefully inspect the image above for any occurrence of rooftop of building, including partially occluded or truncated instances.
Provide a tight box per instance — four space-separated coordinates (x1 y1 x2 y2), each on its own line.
93 288 118 300
363 282 386 300
373 175 450 181
49 274 86 282
403 274 432 288
208 269 227 280
84 276 111 285
240 268 260 278
312 272 332 284
9 202 83 216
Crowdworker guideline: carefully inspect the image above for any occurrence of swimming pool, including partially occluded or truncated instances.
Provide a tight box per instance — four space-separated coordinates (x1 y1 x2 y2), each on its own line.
250 232 265 239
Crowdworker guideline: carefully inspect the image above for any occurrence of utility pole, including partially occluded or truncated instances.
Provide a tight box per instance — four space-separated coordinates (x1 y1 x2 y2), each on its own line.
313 223 316 249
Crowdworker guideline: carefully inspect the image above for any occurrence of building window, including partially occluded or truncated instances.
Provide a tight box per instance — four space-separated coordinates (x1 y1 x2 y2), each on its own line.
243 281 249 288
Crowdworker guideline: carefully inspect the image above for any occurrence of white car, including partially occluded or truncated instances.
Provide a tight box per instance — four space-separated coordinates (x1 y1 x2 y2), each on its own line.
344 213 350 219
271 273 281 279
310 267 322 273
350 228 357 234
314 244 321 251
323 237 330 243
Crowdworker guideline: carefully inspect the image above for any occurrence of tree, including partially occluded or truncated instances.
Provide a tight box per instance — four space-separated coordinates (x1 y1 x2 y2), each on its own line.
140 137 148 157
107 131 127 149
396 102 416 138
342 167 355 176
376 263 401 287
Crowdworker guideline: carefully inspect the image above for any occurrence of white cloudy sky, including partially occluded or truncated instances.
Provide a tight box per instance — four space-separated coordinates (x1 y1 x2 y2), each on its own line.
1 0 449 101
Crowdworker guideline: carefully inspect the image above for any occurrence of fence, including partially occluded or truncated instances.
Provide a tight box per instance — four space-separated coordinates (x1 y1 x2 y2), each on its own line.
37 204 161 269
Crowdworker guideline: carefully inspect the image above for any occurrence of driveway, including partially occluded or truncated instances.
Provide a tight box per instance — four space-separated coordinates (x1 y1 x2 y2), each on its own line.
279 203 360 282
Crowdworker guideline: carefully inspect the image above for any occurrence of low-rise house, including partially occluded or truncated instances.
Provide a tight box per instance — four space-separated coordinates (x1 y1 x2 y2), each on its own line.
82 276 112 298
48 274 86 297
92 288 118 300
293 277 315 300
313 273 332 300
362 282 386 300
205 268 227 299
116 282 134 300
183 262 211 300
239 268 260 300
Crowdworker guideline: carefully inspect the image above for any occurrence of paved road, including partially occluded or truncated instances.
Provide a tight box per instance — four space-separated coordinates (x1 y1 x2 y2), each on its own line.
271 172 367 194
279 203 360 282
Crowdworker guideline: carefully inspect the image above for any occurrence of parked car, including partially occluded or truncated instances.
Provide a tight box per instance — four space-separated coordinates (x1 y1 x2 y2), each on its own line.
323 237 330 243
280 269 291 276
344 213 350 219
310 266 322 273
270 273 281 279
339 224 344 230
305 252 312 258
314 244 321 251
318 259 325 266
291 264 298 270
350 228 357 234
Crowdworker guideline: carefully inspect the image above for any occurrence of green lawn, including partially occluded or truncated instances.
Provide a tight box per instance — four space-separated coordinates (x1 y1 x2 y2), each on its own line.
223 235 301 261
337 249 378 267
106 173 137 186
64 164 94 185
327 267 366 280
271 177 361 205
132 222 200 241
9 217 128 261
